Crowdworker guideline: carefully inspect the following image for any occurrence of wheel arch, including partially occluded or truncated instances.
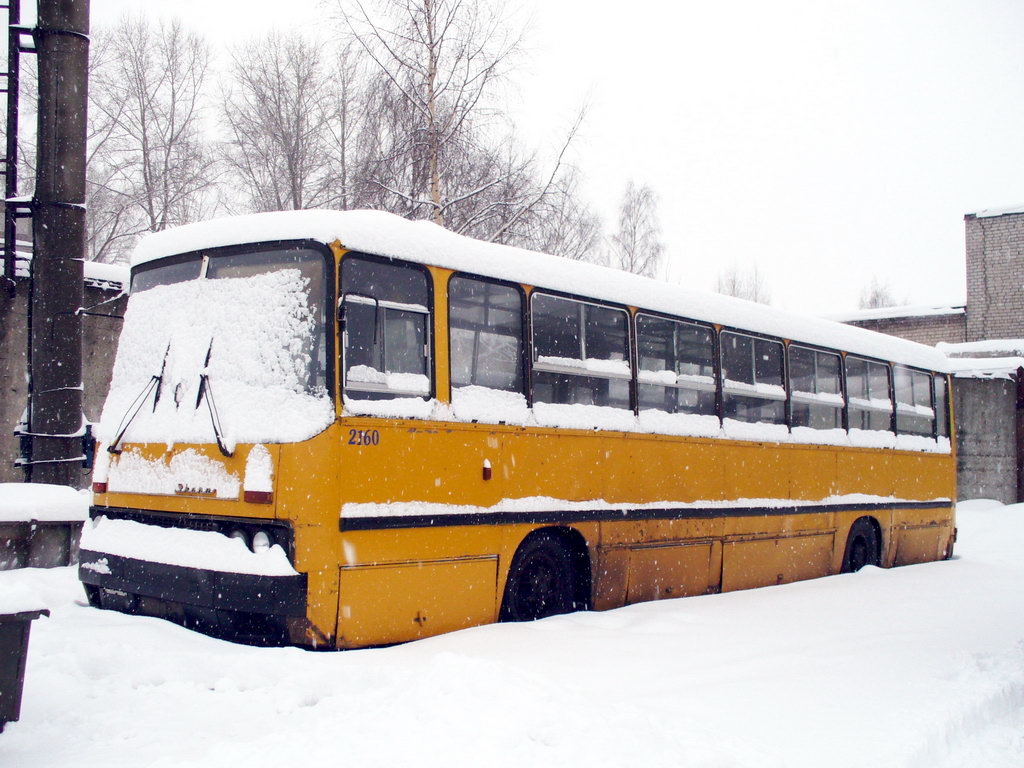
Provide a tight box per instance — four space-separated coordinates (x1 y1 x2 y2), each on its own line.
505 525 593 613
842 515 883 571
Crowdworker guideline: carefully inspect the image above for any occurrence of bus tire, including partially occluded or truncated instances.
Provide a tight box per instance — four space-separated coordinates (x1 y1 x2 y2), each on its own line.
499 532 576 622
842 518 880 573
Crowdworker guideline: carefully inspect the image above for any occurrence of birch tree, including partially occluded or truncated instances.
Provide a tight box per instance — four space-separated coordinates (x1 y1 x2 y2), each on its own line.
715 263 772 304
607 181 665 278
220 32 354 212
859 276 898 309
337 0 588 245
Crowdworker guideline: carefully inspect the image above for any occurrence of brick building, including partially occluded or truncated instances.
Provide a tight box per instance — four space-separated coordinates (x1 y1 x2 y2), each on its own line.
834 206 1024 504
965 206 1024 341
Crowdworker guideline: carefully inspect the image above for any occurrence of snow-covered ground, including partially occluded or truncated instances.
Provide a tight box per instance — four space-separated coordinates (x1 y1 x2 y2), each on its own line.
2 499 1022 767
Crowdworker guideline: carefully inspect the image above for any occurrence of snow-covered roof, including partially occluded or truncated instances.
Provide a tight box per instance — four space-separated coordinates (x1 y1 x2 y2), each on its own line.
84 261 129 291
133 210 950 372
827 304 965 323
939 339 1024 358
969 204 1024 219
1 241 128 291
946 356 1024 380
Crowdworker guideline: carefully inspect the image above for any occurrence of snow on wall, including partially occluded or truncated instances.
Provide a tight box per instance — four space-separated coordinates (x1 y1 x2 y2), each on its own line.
80 516 297 576
132 210 949 372
826 304 965 323
0 482 90 522
971 203 1024 218
96 269 333 447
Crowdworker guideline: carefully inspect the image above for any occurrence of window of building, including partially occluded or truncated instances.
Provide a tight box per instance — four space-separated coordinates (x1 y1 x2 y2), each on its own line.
340 255 431 399
846 356 893 431
636 314 716 415
894 365 935 437
788 345 843 430
720 331 785 424
449 276 523 393
531 293 631 409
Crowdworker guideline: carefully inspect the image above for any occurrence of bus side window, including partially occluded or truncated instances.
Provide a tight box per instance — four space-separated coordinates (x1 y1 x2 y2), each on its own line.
720 332 786 425
531 294 631 409
636 314 715 416
894 366 934 436
934 374 950 439
449 276 524 394
789 346 842 430
847 356 893 432
340 255 431 399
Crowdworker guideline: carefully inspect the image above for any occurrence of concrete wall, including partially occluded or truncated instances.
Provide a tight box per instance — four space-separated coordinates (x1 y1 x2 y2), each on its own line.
846 312 966 346
965 211 1024 342
0 280 126 487
954 376 1019 504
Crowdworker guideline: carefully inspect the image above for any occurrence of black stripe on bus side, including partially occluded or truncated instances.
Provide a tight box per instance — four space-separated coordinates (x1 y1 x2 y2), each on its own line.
339 500 953 532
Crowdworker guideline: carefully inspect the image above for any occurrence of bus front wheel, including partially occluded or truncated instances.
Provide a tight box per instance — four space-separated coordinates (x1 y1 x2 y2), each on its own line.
499 532 575 622
842 518 880 573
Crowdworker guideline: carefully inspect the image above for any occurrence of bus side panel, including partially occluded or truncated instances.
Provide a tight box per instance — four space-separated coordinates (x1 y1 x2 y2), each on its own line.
624 541 714 603
277 426 344 647
721 532 835 592
337 557 497 648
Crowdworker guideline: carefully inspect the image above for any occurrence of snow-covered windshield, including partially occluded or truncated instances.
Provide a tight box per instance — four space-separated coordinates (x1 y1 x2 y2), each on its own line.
96 245 334 448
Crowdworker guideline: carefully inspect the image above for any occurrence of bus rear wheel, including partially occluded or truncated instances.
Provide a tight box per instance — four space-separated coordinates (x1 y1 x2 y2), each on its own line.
500 532 575 622
842 518 880 573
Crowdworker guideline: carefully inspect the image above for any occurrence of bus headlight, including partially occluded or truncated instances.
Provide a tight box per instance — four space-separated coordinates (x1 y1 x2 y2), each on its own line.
252 531 272 553
228 529 248 547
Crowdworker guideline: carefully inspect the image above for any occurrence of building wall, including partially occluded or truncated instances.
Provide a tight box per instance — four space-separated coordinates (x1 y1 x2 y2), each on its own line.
965 211 1024 342
954 377 1019 505
845 312 966 346
0 280 126 486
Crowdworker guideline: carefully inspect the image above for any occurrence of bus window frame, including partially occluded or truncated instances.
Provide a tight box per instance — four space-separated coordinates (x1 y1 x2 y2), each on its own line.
130 238 337 401
718 328 787 426
893 364 937 438
445 271 529 405
528 288 636 412
339 251 435 402
634 310 718 417
786 342 845 432
844 354 895 433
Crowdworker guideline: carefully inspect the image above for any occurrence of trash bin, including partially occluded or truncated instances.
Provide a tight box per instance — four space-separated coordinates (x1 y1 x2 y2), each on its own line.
0 609 49 733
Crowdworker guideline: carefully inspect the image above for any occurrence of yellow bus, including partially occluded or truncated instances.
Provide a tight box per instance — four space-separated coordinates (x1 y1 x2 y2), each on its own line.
79 210 956 649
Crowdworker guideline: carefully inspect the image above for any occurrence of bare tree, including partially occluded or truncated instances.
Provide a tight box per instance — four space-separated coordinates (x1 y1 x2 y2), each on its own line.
859 276 898 309
715 263 772 304
89 18 216 257
220 32 354 212
337 0 592 247
339 0 520 224
511 165 603 262
607 181 665 278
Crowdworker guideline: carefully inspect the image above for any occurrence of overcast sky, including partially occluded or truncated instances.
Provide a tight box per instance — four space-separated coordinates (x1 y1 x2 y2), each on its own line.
84 0 1024 314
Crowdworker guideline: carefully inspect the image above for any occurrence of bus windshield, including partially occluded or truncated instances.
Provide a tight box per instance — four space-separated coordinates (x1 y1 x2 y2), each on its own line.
97 245 333 448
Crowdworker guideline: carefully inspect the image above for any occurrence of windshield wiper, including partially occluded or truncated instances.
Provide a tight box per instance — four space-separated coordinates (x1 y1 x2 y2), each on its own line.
195 341 233 457
108 344 170 455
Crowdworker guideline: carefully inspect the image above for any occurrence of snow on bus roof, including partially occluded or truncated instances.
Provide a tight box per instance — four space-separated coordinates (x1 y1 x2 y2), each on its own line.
132 209 949 372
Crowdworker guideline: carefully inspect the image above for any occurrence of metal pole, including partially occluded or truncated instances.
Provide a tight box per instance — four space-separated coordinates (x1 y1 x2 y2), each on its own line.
27 0 88 485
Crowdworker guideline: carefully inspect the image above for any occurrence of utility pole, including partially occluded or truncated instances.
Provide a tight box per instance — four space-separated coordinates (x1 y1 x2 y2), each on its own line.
26 0 89 484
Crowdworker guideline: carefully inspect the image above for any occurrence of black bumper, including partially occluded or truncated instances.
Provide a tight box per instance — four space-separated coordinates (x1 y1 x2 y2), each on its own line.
79 550 307 617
